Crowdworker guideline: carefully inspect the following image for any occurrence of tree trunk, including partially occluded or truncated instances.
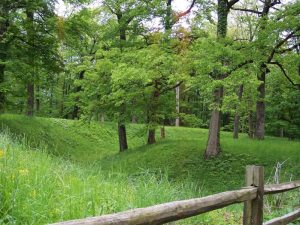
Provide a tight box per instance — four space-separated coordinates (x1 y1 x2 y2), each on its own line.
118 122 128 152
116 15 129 152
175 84 180 126
160 126 165 139
280 128 284 138
255 72 266 140
233 85 244 139
0 18 8 113
72 70 85 120
147 88 160 145
27 83 34 116
148 129 156 144
217 0 229 38
233 114 240 139
49 84 54 114
60 79 67 118
204 0 229 159
36 85 40 112
248 110 254 138
26 10 35 117
165 0 172 31
0 62 5 113
205 87 223 158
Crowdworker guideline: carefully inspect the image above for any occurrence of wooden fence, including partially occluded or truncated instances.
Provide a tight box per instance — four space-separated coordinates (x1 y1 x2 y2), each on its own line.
50 165 300 225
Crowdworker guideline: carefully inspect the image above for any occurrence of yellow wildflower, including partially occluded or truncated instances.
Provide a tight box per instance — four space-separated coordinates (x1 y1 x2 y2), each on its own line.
0 149 5 158
19 169 29 176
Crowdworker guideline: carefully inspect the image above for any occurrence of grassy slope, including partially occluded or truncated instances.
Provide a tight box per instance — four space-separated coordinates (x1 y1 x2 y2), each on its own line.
1 114 299 192
1 131 202 225
0 114 299 224
0 114 145 161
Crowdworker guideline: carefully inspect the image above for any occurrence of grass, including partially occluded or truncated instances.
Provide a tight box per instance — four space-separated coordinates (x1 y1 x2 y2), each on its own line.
0 114 299 224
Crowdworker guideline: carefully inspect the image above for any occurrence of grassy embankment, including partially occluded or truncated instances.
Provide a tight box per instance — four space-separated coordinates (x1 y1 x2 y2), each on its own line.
0 114 299 224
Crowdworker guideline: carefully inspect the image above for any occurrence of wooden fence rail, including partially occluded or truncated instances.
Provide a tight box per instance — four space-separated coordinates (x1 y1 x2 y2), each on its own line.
50 165 300 225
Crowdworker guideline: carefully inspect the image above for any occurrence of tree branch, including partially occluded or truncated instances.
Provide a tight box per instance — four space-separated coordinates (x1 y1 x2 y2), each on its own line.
231 7 262 14
268 61 300 90
161 81 183 94
174 0 196 22
228 0 240 9
104 3 116 14
276 43 300 54
267 28 300 62
221 59 254 79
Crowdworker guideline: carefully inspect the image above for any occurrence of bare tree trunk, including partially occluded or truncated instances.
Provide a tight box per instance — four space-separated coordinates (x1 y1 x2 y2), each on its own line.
248 110 254 138
175 84 180 126
205 87 223 158
26 10 35 117
280 128 284 138
255 72 266 140
0 17 8 113
72 70 85 120
27 83 34 116
233 114 240 139
36 85 40 112
118 122 128 152
241 119 245 133
148 129 156 144
233 85 244 139
49 84 54 114
147 88 160 145
60 80 65 117
0 63 5 113
160 126 165 139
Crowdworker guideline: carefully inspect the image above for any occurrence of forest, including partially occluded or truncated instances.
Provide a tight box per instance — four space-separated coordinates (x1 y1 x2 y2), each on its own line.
0 0 300 224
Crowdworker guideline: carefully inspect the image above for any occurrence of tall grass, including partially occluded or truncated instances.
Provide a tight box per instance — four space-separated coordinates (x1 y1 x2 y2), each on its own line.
0 115 299 224
0 131 210 224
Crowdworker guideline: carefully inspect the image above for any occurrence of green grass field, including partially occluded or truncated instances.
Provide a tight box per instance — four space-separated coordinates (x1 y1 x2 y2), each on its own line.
0 114 299 224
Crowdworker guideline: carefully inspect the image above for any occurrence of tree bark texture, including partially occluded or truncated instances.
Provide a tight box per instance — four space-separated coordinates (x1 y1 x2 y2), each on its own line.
0 61 5 113
160 127 165 139
255 72 266 140
280 128 284 138
248 110 255 139
0 15 8 113
233 85 244 139
25 10 35 117
175 85 180 126
72 70 85 119
204 0 230 158
148 129 156 144
118 122 128 152
147 88 160 145
36 85 40 112
27 83 34 116
205 87 223 158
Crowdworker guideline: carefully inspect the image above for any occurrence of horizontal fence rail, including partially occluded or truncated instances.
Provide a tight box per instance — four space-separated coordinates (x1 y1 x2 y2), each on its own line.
263 209 300 225
51 188 257 225
50 165 300 225
264 180 300 195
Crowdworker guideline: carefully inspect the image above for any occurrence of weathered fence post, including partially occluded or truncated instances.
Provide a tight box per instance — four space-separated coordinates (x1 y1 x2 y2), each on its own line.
243 165 264 225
